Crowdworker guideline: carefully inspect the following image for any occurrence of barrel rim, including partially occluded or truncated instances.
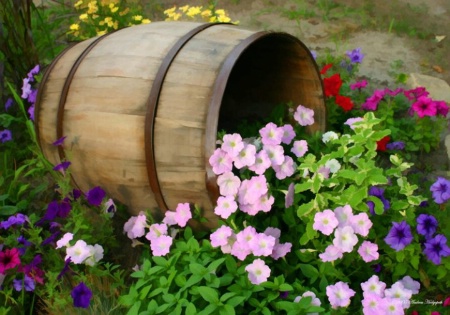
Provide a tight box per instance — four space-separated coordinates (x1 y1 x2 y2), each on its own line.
204 30 326 205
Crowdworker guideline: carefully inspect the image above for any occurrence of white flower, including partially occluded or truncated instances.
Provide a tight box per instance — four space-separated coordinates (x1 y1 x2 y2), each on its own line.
56 232 73 249
322 131 339 143
65 240 91 264
325 158 341 173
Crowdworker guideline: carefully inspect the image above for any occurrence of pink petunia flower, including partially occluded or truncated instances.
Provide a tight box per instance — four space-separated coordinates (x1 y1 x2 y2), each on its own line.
411 96 437 118
344 117 364 130
248 150 271 175
263 144 285 167
399 276 420 295
233 143 256 169
259 122 283 146
231 239 252 261
174 203 192 227
210 225 234 248
209 148 233 175
361 275 386 298
123 212 148 239
350 80 368 90
293 105 315 126
0 248 21 273
214 196 238 219
271 242 292 260
245 259 271 285
217 172 241 197
385 282 412 309
285 183 295 208
145 223 168 242
333 226 358 253
358 241 379 262
319 244 343 262
248 233 276 257
56 233 74 249
334 205 354 227
272 156 296 180
281 124 296 144
326 281 356 308
291 140 308 158
313 209 339 235
362 292 385 315
221 133 244 158
350 212 373 236
150 235 173 256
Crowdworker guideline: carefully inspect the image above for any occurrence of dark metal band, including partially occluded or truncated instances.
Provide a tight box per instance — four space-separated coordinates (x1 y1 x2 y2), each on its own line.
56 32 115 161
144 23 230 211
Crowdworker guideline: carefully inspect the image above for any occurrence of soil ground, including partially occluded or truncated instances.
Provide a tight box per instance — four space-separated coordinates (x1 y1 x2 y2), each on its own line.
159 0 450 86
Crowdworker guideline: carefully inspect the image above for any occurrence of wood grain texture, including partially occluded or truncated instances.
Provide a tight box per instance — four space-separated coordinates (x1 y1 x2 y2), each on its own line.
35 21 325 229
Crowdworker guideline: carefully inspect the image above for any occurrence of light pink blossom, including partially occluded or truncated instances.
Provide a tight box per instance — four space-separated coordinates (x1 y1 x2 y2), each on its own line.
234 143 256 169
319 244 343 262
248 150 271 175
150 235 173 256
221 133 244 157
245 258 271 285
281 124 296 144
263 144 285 167
358 241 379 262
271 242 292 260
362 292 385 315
333 226 358 253
272 156 296 180
65 240 91 264
334 205 354 227
294 105 315 126
313 209 339 235
326 281 356 308
217 171 241 196
174 203 192 227
214 196 238 219
209 148 233 175
399 276 420 295
259 122 283 146
56 232 73 249
291 140 308 157
145 223 168 242
210 225 234 247
350 212 373 237
123 212 148 239
249 233 276 257
361 275 386 297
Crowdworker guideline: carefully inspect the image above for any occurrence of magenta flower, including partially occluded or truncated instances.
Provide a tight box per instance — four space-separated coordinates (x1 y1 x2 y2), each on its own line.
358 241 379 262
0 248 21 273
404 86 429 100
346 47 364 63
71 282 92 308
411 96 437 118
435 100 449 116
86 186 106 206
150 235 173 256
0 129 12 143
423 234 450 265
430 177 450 204
293 105 314 126
350 80 368 90
361 89 385 111
209 148 233 175
384 221 413 251
281 124 295 144
313 209 339 235
221 133 244 158
326 281 356 308
416 214 438 237
245 258 271 285
259 122 283 146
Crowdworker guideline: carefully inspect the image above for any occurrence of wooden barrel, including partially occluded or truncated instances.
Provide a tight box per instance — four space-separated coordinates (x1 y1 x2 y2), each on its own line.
35 21 325 228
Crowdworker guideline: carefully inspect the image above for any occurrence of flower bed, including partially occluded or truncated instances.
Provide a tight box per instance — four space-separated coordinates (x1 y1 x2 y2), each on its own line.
0 1 449 314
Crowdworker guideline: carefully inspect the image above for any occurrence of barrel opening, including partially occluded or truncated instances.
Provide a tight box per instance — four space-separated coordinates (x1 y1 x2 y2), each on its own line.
218 33 325 134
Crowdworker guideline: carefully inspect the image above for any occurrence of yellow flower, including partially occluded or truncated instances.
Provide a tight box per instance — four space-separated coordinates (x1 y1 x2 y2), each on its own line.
163 6 176 15
209 16 218 23
109 3 118 13
87 1 98 14
179 5 189 13
141 18 151 24
217 15 231 23
103 17 114 27
165 12 181 21
119 8 129 16
113 21 118 29
215 9 226 16
201 9 211 18
74 0 83 8
79 13 88 21
70 23 80 31
97 30 107 36
186 6 201 17
133 15 142 21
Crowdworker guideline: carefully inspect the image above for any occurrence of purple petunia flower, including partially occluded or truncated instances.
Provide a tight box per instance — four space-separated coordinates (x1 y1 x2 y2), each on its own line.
367 186 390 214
384 221 413 251
52 136 67 146
86 186 106 206
310 50 317 60
13 275 35 292
346 47 364 64
28 104 35 121
27 65 40 81
0 130 12 143
386 141 405 150
5 98 13 111
430 177 450 204
41 231 61 246
371 263 382 273
423 234 450 265
53 161 71 173
0 213 28 229
57 257 72 280
71 282 92 308
416 214 438 238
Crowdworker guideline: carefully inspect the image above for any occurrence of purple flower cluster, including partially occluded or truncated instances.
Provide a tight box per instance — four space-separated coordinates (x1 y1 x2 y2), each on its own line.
384 221 413 251
0 129 12 143
21 65 40 121
430 177 450 204
416 213 450 265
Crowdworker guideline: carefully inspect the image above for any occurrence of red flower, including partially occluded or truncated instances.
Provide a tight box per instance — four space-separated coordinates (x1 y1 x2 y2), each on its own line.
324 74 342 97
444 296 450 307
320 63 333 74
0 248 21 273
376 136 391 151
335 95 354 112
410 311 419 315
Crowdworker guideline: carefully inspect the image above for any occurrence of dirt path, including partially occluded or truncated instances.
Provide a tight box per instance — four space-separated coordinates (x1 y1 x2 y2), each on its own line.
161 0 450 86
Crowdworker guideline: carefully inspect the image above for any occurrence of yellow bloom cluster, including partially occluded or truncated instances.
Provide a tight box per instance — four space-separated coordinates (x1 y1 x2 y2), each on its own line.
164 5 236 24
68 0 151 40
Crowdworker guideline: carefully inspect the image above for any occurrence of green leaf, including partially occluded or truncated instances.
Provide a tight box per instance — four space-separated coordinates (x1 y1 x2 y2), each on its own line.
197 304 218 315
181 274 202 290
297 200 316 217
226 296 246 307
219 304 235 315
207 258 226 273
197 286 219 304
185 303 197 315
190 263 207 276
299 264 319 284
126 301 141 315
410 256 419 270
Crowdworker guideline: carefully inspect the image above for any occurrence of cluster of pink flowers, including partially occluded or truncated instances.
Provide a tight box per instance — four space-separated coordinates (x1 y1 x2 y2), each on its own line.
210 226 292 284
56 232 104 266
313 205 377 263
361 275 420 314
123 203 192 256
209 105 314 218
360 86 448 118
